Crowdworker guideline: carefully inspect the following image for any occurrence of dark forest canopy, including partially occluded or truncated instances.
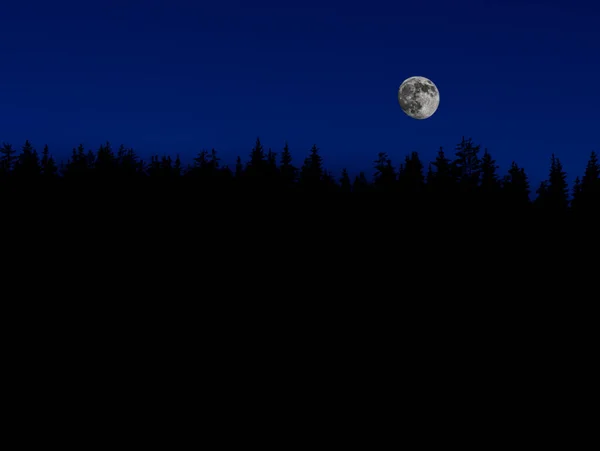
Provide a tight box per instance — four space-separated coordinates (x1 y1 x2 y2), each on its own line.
0 136 598 213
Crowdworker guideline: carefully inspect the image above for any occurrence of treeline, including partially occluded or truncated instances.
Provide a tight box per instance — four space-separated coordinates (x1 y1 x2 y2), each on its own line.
0 136 598 213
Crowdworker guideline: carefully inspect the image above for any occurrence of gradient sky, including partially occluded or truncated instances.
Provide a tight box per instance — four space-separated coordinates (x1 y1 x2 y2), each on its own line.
1 0 598 189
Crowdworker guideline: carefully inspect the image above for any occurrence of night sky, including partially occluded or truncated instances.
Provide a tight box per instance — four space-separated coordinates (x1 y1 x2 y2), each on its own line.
1 0 598 189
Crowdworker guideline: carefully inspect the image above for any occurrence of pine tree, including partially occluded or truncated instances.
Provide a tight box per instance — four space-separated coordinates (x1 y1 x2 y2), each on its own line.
429 147 454 202
534 181 549 209
265 148 279 182
148 155 161 177
453 136 481 190
173 155 182 177
247 137 266 173
480 149 499 189
209 149 220 170
547 153 569 211
13 140 41 179
339 168 351 192
299 144 323 191
322 169 338 192
161 156 173 175
373 152 396 192
431 148 451 181
40 144 57 178
235 156 243 179
398 151 424 197
572 151 599 212
117 145 141 177
0 142 18 178
65 148 78 176
352 172 370 192
86 149 96 170
426 163 434 185
582 151 599 188
95 142 116 176
279 142 297 188
572 176 582 210
534 154 568 211
502 162 530 209
63 144 93 178
479 149 501 206
193 150 209 169
243 138 268 190
209 149 230 188
267 148 277 169
191 149 220 185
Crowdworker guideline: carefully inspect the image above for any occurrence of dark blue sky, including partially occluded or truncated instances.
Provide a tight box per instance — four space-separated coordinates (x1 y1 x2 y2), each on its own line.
1 0 598 188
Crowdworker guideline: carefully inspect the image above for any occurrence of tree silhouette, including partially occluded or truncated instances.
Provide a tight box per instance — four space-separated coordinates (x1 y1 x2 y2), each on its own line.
116 144 143 178
479 149 501 208
502 162 531 210
535 153 568 212
0 136 595 219
453 136 481 190
582 151 599 189
373 152 396 192
279 142 297 189
572 176 582 209
235 156 244 178
428 147 454 205
352 172 370 193
247 138 266 174
572 151 599 213
147 155 162 178
63 144 91 179
40 145 58 179
300 144 324 192
322 169 338 192
266 148 277 174
0 143 18 178
245 137 268 190
398 151 424 200
13 140 41 179
94 142 116 177
339 168 351 192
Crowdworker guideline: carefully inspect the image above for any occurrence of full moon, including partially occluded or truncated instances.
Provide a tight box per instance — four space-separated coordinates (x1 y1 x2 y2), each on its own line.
398 76 440 119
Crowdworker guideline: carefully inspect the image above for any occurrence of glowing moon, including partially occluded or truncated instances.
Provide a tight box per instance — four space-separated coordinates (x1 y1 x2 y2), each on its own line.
398 76 440 119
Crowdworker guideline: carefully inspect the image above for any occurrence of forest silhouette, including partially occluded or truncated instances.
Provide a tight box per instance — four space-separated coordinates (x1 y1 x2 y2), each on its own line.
1 136 598 216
